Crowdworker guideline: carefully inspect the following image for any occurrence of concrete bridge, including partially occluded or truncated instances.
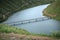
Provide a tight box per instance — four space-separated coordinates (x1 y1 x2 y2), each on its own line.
3 17 50 26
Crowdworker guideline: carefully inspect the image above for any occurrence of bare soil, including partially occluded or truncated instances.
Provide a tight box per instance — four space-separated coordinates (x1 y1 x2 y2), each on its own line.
0 33 58 40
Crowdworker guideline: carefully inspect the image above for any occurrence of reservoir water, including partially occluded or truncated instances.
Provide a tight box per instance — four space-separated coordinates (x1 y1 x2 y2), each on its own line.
3 4 60 34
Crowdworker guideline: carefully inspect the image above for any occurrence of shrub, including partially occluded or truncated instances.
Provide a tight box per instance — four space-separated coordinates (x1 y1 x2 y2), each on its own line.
0 24 30 35
51 31 60 38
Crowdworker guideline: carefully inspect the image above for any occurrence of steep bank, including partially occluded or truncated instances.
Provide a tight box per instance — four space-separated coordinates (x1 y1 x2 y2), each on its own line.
43 0 60 21
0 0 55 22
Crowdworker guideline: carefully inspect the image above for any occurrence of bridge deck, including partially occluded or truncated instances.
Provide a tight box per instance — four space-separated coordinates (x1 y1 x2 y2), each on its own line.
3 17 50 26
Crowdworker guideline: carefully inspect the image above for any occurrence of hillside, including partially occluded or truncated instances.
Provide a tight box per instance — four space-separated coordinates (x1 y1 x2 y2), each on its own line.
43 0 60 21
0 0 55 22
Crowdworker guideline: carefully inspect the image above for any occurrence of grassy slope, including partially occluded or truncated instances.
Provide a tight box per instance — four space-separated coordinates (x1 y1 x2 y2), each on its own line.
0 24 30 35
43 0 60 21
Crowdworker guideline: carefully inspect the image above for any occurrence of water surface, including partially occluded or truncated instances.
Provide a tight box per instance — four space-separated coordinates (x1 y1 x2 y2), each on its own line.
3 4 60 34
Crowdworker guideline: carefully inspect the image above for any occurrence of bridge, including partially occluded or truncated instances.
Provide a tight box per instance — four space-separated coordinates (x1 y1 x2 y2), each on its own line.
3 17 50 26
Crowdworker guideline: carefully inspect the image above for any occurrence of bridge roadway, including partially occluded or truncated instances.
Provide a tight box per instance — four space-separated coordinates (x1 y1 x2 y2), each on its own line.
3 17 50 26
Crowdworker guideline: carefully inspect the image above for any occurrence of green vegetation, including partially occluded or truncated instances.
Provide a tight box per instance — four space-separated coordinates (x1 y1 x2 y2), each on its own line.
51 31 60 38
0 24 30 35
0 0 55 22
43 0 60 21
